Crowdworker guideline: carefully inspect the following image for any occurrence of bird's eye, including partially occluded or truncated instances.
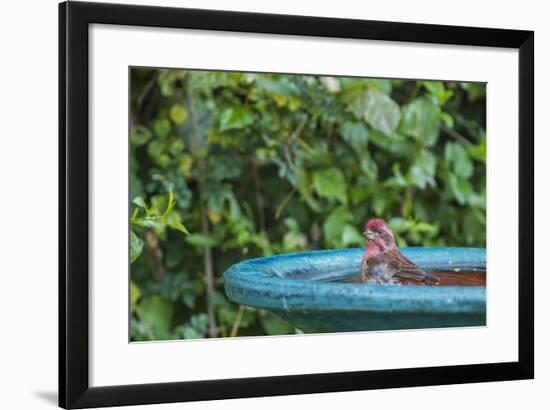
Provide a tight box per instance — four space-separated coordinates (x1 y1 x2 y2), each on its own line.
377 229 383 234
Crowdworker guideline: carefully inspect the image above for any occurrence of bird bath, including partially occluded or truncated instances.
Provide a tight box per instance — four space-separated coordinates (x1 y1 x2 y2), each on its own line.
223 247 486 333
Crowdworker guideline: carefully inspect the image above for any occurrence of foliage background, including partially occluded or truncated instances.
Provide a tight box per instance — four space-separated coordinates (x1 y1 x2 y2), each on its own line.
129 68 486 341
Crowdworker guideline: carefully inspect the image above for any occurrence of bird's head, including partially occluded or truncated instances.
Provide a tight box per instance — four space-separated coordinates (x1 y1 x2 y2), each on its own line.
364 218 396 251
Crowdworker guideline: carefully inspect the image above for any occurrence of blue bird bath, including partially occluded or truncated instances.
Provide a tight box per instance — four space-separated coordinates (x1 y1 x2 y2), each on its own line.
223 247 486 333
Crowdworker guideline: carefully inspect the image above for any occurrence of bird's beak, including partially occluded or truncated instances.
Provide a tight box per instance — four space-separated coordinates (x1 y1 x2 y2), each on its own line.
364 230 375 240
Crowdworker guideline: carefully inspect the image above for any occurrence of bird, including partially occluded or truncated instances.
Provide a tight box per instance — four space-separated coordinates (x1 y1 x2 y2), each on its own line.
360 218 439 285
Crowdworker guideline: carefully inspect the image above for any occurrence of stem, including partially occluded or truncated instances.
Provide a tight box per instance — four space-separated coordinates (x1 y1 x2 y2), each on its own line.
401 187 415 217
136 71 159 118
252 163 266 232
289 115 308 143
200 208 218 338
275 188 296 220
230 305 245 337
235 171 254 199
144 229 164 280
442 124 472 145
185 75 219 338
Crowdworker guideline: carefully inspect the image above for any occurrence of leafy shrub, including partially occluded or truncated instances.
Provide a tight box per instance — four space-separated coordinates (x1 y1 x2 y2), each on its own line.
130 68 486 340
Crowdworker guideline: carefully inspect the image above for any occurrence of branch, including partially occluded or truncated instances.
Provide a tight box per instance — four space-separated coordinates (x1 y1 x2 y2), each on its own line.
136 71 159 118
143 229 164 280
185 75 219 338
401 187 416 217
289 115 308 143
230 305 245 337
252 163 266 232
275 188 296 220
235 171 255 199
442 124 472 146
200 208 218 338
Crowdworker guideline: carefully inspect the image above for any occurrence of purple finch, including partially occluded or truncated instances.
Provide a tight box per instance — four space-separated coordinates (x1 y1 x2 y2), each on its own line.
360 218 439 285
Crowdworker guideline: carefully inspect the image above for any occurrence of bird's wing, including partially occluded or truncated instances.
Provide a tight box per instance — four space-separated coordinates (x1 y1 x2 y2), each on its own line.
384 248 429 282
360 253 369 281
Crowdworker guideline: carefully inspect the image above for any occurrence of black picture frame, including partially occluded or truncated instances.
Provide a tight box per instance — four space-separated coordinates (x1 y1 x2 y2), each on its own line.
59 1 534 408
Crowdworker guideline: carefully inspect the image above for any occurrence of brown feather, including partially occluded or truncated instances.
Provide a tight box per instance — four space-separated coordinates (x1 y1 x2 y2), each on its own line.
384 248 427 281
361 247 439 284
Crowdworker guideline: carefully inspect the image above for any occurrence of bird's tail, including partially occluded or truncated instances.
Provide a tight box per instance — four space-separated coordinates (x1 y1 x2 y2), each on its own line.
423 272 440 284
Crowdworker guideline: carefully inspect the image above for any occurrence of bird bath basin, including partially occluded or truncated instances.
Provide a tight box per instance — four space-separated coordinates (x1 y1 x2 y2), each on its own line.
223 247 486 333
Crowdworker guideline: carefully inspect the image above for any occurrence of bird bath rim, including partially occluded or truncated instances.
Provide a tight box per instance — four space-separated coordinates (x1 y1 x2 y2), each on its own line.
223 247 486 315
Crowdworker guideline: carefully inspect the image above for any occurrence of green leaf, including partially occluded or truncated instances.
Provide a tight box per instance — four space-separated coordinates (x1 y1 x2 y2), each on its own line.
423 81 444 97
146 139 170 167
363 89 400 136
283 217 300 231
415 222 438 235
371 195 388 216
219 106 254 131
343 87 400 136
255 76 296 97
283 221 308 251
340 121 369 153
211 290 228 306
132 196 147 209
137 295 173 334
467 136 486 163
468 190 486 209
169 104 188 125
445 142 473 179
360 152 378 181
312 168 347 204
448 174 473 205
147 139 165 158
130 281 140 312
283 231 307 251
166 220 189 235
439 112 454 128
408 149 437 189
130 126 152 146
296 170 322 213
207 154 243 180
169 138 185 156
185 233 220 247
130 230 143 263
161 189 176 218
400 96 441 146
182 293 196 309
140 220 163 230
153 118 171 138
341 224 364 246
176 314 209 339
260 312 295 335
131 189 188 234
388 217 413 233
369 130 413 156
423 81 453 104
323 206 353 247
461 82 486 101
367 79 393 94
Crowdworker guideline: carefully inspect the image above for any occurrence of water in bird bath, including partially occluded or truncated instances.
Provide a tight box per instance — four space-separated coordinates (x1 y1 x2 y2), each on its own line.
343 269 486 286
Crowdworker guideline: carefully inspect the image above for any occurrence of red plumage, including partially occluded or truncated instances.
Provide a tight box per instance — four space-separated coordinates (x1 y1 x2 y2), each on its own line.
360 218 439 285
365 218 386 232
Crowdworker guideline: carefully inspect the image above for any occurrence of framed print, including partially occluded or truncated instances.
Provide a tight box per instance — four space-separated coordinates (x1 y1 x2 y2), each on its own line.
59 1 534 408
